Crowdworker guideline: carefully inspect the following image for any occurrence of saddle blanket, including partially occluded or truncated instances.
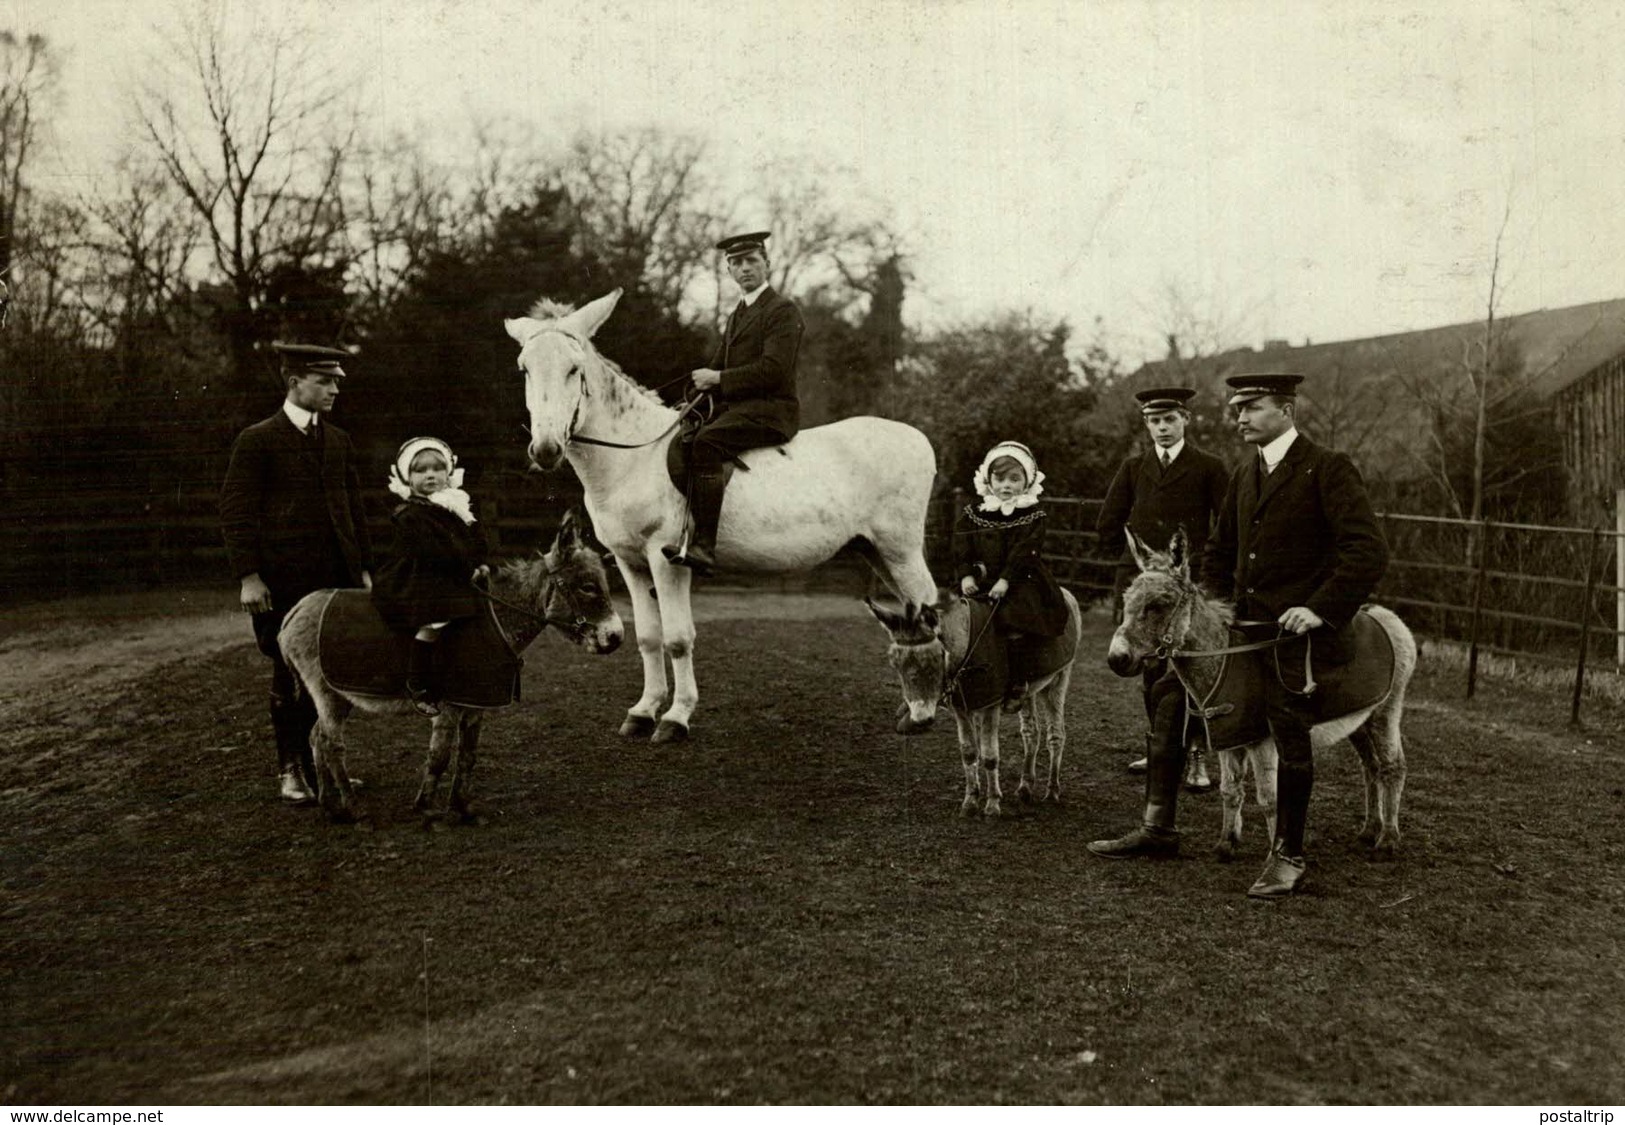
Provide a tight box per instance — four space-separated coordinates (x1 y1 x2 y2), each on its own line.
1188 608 1395 753
951 598 1075 712
316 590 523 709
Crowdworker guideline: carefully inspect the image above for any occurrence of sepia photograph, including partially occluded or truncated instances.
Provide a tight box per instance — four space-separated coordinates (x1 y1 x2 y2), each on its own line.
2 0 1623 1109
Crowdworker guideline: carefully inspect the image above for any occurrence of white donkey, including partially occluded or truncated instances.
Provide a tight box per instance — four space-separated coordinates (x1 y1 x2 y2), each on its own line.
505 289 938 743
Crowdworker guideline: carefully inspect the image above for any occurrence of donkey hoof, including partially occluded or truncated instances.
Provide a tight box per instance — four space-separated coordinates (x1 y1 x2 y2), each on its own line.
1215 839 1237 864
1370 837 1400 861
620 714 657 739
651 719 689 744
1017 787 1036 806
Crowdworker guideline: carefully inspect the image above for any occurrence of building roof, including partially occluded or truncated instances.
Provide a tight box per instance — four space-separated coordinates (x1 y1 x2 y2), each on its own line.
1133 297 1625 402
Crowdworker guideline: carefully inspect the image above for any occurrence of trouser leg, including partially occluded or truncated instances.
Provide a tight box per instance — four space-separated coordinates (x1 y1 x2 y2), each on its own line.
269 656 316 783
1141 677 1188 831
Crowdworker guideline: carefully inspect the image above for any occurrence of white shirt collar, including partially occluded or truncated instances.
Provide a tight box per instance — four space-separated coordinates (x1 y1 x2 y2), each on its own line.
283 400 318 432
1157 439 1185 463
1260 427 1298 468
739 282 769 307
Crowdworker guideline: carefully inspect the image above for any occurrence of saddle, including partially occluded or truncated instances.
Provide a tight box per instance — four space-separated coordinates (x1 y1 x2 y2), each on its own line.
949 598 1076 712
1183 607 1396 753
663 409 790 495
315 590 524 709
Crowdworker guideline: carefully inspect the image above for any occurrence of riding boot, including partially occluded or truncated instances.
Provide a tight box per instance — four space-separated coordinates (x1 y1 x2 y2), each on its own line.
674 466 725 576
1088 690 1186 859
407 638 441 716
1268 696 1315 858
1275 755 1314 858
270 698 314 802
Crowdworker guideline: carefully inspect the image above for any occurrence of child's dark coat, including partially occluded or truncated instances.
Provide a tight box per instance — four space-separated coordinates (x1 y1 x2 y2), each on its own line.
372 497 489 632
952 504 1068 637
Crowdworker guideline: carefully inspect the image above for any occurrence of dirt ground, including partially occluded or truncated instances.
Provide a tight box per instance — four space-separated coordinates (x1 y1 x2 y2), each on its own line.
3 583 1624 1105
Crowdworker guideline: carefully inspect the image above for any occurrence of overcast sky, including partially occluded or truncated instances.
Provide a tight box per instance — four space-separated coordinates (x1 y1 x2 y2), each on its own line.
11 0 1625 363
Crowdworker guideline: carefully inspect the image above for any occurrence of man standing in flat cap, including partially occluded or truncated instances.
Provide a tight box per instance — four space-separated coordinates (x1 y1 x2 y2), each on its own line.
1095 386 1229 782
664 231 804 576
221 343 374 802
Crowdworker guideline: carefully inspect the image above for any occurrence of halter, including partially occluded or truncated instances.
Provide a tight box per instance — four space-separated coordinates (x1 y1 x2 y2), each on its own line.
521 328 698 452
890 596 1005 712
472 570 598 641
1147 578 1318 699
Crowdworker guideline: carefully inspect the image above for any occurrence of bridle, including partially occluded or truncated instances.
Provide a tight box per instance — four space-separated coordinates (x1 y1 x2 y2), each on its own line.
520 329 702 452
1142 574 1318 698
472 567 600 642
890 596 1005 712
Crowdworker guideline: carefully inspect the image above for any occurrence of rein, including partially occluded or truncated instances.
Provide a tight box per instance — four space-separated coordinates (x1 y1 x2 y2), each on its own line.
472 575 588 635
933 596 1003 709
1154 595 1319 699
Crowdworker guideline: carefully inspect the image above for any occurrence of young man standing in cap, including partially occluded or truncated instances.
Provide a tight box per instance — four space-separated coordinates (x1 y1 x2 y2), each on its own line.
220 343 374 803
664 231 804 576
1096 387 1229 781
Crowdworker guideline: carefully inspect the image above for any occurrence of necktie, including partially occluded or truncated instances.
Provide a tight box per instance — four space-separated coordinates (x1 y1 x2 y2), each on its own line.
1159 450 1170 470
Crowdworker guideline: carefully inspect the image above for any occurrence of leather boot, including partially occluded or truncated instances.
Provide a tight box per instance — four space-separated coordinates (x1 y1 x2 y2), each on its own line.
270 700 314 803
676 466 726 576
1087 823 1180 859
1089 696 1186 860
1248 842 1308 898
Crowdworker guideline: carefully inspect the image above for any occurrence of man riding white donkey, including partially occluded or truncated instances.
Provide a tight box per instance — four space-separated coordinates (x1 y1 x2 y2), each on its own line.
664 231 802 577
1089 373 1391 899
504 231 938 743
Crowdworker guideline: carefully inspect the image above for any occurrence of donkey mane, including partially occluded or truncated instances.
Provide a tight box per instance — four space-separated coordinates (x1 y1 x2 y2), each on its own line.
525 296 665 409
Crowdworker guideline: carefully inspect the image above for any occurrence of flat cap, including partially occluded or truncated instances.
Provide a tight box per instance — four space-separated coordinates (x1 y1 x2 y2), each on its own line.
1224 373 1302 406
716 230 771 258
272 342 350 377
1134 386 1196 414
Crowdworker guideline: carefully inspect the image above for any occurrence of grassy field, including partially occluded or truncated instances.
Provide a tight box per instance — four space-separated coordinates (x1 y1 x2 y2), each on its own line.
3 587 1623 1105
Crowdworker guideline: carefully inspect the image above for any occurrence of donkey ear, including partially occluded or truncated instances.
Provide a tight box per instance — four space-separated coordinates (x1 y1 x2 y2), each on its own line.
504 317 539 344
1168 526 1191 578
866 596 905 633
1125 527 1150 573
564 289 623 340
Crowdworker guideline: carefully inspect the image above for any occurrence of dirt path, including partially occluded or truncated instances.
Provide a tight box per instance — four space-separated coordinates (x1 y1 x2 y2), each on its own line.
0 585 873 724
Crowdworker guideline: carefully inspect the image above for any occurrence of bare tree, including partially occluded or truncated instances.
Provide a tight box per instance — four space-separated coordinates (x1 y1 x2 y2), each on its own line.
560 127 718 310
133 2 355 400
0 30 56 281
341 133 461 326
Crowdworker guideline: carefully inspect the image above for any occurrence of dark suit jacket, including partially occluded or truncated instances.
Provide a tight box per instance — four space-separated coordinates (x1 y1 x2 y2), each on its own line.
709 287 804 439
1201 433 1388 629
1096 441 1229 588
220 410 373 607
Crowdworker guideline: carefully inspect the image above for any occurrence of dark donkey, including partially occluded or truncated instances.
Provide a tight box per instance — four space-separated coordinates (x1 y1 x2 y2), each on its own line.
1108 526 1414 859
278 511 623 824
